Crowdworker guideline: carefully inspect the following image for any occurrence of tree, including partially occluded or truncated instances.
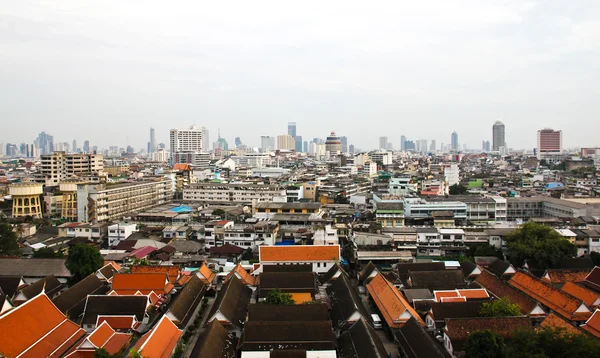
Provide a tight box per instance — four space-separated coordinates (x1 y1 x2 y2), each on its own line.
65 244 103 283
480 298 521 317
507 327 600 358
33 247 62 258
591 251 600 266
464 330 506 358
263 289 295 305
505 222 576 269
242 247 254 260
0 216 21 256
449 184 468 195
212 209 226 217
469 244 504 260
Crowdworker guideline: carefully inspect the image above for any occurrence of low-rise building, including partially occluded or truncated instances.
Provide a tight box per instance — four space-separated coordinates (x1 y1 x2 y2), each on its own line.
183 182 287 203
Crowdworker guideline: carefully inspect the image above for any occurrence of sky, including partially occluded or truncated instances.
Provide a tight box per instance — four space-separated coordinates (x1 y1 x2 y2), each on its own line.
1 0 599 151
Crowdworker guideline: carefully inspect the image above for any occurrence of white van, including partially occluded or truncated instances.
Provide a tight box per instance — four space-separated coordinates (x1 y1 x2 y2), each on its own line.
371 314 383 329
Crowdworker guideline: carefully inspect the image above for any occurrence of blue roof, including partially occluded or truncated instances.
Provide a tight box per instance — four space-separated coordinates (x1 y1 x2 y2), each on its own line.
170 205 193 213
546 182 564 189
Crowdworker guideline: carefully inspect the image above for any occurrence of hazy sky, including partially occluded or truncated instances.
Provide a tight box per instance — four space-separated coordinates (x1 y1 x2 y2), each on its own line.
1 1 599 151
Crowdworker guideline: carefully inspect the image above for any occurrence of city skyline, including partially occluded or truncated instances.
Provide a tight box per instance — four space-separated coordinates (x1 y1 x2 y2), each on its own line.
1 2 599 150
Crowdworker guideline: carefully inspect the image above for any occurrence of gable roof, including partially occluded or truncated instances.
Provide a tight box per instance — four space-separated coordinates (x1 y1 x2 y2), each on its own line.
112 273 173 295
208 243 244 255
0 293 85 358
338 317 388 358
554 257 594 270
52 274 107 319
542 269 589 284
409 270 466 290
394 317 447 358
0 258 71 277
539 313 581 336
460 261 481 278
206 275 252 329
258 272 317 297
197 264 216 285
0 276 26 298
131 265 179 283
429 301 484 323
166 275 207 327
259 245 340 262
239 321 335 351
17 274 64 301
82 295 148 325
188 319 236 358
320 262 345 284
262 263 312 273
327 273 369 327
247 303 329 322
487 259 516 278
474 270 539 315
358 261 378 283
97 263 119 281
444 317 531 350
509 271 591 321
366 273 425 328
561 281 600 307
583 266 600 292
133 315 182 358
224 264 256 286
582 309 600 338
433 288 489 302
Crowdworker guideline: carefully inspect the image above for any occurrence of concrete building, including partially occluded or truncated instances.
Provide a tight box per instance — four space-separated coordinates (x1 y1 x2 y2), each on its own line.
39 152 104 186
492 121 505 151
9 183 43 218
444 164 460 187
451 131 458 151
107 223 137 247
288 122 297 137
404 198 467 220
379 137 388 150
537 128 562 160
260 136 275 153
313 225 340 246
170 125 206 164
230 153 271 168
251 167 290 178
183 183 287 204
388 177 418 196
151 148 170 162
325 131 342 154
171 152 210 169
507 197 600 221
369 151 393 166
277 135 295 151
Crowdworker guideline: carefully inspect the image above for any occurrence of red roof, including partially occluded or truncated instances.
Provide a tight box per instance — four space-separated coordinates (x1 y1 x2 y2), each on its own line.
129 246 158 259
582 309 600 338
131 265 180 283
0 293 85 358
366 274 425 328
259 245 340 262
112 273 173 295
97 315 138 331
132 316 182 358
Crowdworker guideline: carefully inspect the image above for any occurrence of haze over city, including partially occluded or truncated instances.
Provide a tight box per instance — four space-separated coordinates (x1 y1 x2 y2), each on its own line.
1 0 599 150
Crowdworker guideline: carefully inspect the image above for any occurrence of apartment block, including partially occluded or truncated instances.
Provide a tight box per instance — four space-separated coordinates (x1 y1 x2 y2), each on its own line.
183 183 287 204
38 151 104 186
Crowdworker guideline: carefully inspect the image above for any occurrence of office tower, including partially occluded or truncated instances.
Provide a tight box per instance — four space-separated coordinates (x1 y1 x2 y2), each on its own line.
214 137 229 151
277 135 295 150
261 136 275 153
295 136 303 152
288 122 297 138
492 121 505 151
405 140 416 151
537 128 562 159
379 136 388 150
451 131 458 151
303 141 309 153
20 143 27 156
149 128 156 154
170 125 204 153
202 127 209 152
416 139 428 153
349 144 355 154
83 140 90 153
235 137 243 148
72 140 77 153
127 146 134 154
386 143 393 150
325 131 342 153
430 140 436 152
36 131 54 155
340 136 348 153
482 140 491 152
400 135 406 151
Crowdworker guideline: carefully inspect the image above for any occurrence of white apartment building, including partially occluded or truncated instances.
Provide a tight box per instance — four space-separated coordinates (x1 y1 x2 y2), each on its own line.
313 225 340 246
388 177 418 196
360 162 378 177
404 198 467 219
39 152 104 186
183 182 287 203
170 125 204 152
151 148 170 162
107 222 137 247
444 164 460 187
78 178 172 223
260 136 276 153
230 153 271 168
369 151 393 166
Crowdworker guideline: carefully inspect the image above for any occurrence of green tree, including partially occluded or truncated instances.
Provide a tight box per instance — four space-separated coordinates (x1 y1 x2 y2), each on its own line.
212 209 226 217
507 327 600 358
449 184 468 195
464 330 506 358
242 247 254 260
263 289 295 305
33 247 62 258
0 216 21 256
505 222 576 269
480 298 521 317
469 244 504 260
65 244 103 283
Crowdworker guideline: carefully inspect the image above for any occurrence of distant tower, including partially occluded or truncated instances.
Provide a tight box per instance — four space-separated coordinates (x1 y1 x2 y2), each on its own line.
340 136 348 153
288 122 297 138
400 135 406 151
379 137 388 150
451 131 458 151
149 128 156 154
325 131 342 154
492 121 505 151
9 183 43 218
537 128 562 159
72 139 77 153
83 140 90 153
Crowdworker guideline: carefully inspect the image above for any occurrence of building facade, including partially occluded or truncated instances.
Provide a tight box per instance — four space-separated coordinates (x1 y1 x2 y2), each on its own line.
492 121 505 151
183 183 287 203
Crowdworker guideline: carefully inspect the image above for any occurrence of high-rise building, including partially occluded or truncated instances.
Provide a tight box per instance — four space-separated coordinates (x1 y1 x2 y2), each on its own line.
35 132 54 155
492 121 505 152
349 144 355 154
405 140 416 151
537 128 562 159
379 136 388 150
261 136 275 153
416 139 428 153
288 122 297 138
430 140 436 152
149 128 156 154
325 131 342 154
400 135 406 151
83 140 90 153
340 136 348 153
451 131 458 151
482 140 491 152
72 140 77 153
277 135 295 150
202 127 209 152
295 136 303 152
170 125 204 153
39 152 104 186
235 137 243 148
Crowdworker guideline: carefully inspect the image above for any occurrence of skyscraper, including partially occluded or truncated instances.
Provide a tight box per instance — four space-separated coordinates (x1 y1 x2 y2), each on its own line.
83 140 90 153
430 140 436 152
295 136 303 152
340 136 348 153
537 128 562 159
349 144 355 154
288 122 297 138
303 141 309 153
492 121 505 151
261 136 275 153
235 137 243 148
379 136 388 150
400 135 406 151
170 125 204 152
451 131 458 151
277 135 295 150
482 140 491 152
72 140 77 153
36 131 54 155
149 128 156 154
202 127 209 152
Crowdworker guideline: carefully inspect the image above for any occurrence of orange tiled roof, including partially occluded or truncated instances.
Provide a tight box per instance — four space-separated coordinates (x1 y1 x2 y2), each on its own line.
132 316 182 358
475 270 539 315
539 313 581 336
509 271 591 321
441 297 467 303
197 264 216 285
0 293 85 358
290 293 313 304
112 273 172 295
561 282 599 307
542 269 589 284
582 309 600 338
97 315 138 330
259 245 340 262
103 333 132 354
366 274 425 328
131 265 180 283
173 163 191 171
88 321 115 347
434 289 489 302
225 264 256 286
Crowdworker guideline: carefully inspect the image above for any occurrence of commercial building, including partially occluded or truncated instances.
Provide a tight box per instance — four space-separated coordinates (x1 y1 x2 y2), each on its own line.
38 151 104 186
260 136 275 153
451 131 458 151
369 151 393 166
288 122 296 137
183 182 287 204
277 135 295 151
537 128 562 160
230 153 271 168
171 152 210 169
170 125 206 165
444 164 460 187
507 197 600 221
325 131 342 154
379 137 388 150
404 198 467 220
492 121 505 151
